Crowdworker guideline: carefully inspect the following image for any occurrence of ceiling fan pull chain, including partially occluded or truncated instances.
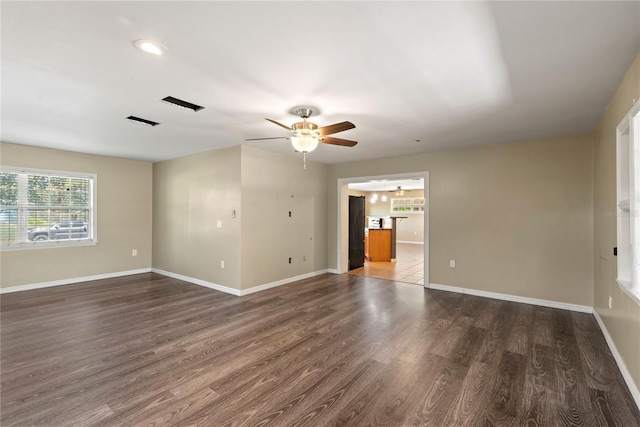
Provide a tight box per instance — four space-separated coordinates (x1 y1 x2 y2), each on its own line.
303 152 307 169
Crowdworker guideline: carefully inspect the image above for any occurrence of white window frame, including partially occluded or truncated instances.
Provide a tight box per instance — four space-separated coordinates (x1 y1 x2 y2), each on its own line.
0 166 97 251
616 99 640 305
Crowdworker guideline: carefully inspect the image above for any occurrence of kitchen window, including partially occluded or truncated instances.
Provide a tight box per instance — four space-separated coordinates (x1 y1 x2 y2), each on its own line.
0 167 96 250
391 197 425 213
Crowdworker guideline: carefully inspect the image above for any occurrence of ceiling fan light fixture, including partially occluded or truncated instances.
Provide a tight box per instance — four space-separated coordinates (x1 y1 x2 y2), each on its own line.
291 135 319 153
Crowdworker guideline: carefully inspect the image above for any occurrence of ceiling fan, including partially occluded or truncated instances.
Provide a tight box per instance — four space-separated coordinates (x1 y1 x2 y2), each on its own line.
389 186 411 196
245 107 357 167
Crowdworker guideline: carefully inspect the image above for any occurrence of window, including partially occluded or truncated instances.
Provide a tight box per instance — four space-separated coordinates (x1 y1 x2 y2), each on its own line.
391 197 424 213
616 100 640 305
0 167 96 250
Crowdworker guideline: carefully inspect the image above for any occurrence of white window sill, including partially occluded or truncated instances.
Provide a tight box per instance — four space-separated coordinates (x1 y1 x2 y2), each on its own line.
1 240 98 252
617 278 640 306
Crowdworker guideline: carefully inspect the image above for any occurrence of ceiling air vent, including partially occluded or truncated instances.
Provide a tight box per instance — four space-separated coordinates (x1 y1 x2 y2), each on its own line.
126 116 160 127
161 96 204 112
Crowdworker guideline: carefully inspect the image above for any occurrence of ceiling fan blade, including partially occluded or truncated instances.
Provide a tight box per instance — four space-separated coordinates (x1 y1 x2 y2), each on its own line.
265 118 292 131
319 136 358 147
245 137 290 141
317 121 355 136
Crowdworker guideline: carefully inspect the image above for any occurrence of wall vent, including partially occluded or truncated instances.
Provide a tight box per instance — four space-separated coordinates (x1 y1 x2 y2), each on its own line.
126 116 160 127
161 96 204 112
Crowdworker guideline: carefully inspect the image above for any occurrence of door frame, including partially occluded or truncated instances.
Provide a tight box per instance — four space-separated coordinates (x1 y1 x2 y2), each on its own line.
336 171 430 287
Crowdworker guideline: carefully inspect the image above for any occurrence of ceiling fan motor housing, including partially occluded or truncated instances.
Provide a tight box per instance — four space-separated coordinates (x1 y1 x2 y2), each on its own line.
292 121 318 136
294 107 315 119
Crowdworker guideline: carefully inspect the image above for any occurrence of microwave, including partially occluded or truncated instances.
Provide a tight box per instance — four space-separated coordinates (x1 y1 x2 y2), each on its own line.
367 216 381 228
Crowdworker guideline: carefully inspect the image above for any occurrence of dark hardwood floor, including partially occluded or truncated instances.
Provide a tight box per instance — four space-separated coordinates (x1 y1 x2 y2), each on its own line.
1 273 639 426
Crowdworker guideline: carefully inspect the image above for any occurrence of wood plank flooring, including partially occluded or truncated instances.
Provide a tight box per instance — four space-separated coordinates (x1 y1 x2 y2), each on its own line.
1 272 639 426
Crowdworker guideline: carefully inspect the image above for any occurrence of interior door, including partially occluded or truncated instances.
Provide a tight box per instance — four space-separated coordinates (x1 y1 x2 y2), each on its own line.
349 195 365 270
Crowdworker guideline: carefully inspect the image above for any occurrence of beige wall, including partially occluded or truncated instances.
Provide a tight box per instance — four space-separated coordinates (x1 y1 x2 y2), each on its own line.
240 146 328 289
593 52 640 389
328 133 594 306
0 142 153 288
152 145 328 291
153 146 242 289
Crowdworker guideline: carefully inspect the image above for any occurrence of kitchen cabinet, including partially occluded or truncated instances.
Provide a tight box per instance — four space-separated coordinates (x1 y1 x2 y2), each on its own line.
366 229 391 262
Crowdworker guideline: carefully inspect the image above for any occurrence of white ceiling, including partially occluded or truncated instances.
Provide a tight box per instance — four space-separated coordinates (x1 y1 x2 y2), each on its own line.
2 2 638 164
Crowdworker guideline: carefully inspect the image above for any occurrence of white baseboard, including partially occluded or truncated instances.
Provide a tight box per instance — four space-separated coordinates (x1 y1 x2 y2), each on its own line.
327 269 340 274
397 240 424 245
3 268 637 409
151 268 331 297
593 308 640 410
427 282 593 313
239 269 330 296
151 268 242 296
427 282 638 409
0 268 152 294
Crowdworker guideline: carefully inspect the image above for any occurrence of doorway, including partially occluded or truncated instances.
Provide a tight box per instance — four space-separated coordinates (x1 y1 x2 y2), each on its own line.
337 172 429 287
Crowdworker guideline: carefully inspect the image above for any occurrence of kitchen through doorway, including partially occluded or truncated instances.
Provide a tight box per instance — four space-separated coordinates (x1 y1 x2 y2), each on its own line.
349 242 424 285
342 175 427 286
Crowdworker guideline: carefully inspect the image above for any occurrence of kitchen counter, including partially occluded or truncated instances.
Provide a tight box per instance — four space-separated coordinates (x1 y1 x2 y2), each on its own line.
365 229 392 262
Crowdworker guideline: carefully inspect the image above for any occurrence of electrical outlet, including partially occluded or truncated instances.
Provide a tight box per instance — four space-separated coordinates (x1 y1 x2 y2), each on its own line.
132 249 137 256
217 220 223 228
608 296 612 309
303 255 306 261
221 260 225 269
450 260 455 268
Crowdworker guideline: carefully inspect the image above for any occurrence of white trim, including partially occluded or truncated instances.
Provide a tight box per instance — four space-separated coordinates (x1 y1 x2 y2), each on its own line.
0 166 98 251
593 308 640 410
618 279 640 306
425 282 639 409
337 171 429 287
151 268 330 297
396 240 424 245
1 239 98 252
426 282 593 313
0 268 152 294
327 268 340 274
616 99 640 308
151 268 242 296
3 268 637 409
0 165 98 179
239 269 330 296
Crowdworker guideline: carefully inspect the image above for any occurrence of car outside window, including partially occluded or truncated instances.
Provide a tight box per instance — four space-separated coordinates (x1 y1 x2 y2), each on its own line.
0 167 96 250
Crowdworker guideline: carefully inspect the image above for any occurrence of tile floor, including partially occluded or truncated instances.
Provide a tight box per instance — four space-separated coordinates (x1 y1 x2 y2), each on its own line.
348 242 424 285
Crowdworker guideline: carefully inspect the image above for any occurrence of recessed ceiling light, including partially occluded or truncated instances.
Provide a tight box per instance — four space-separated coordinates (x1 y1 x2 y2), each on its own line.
133 39 167 56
